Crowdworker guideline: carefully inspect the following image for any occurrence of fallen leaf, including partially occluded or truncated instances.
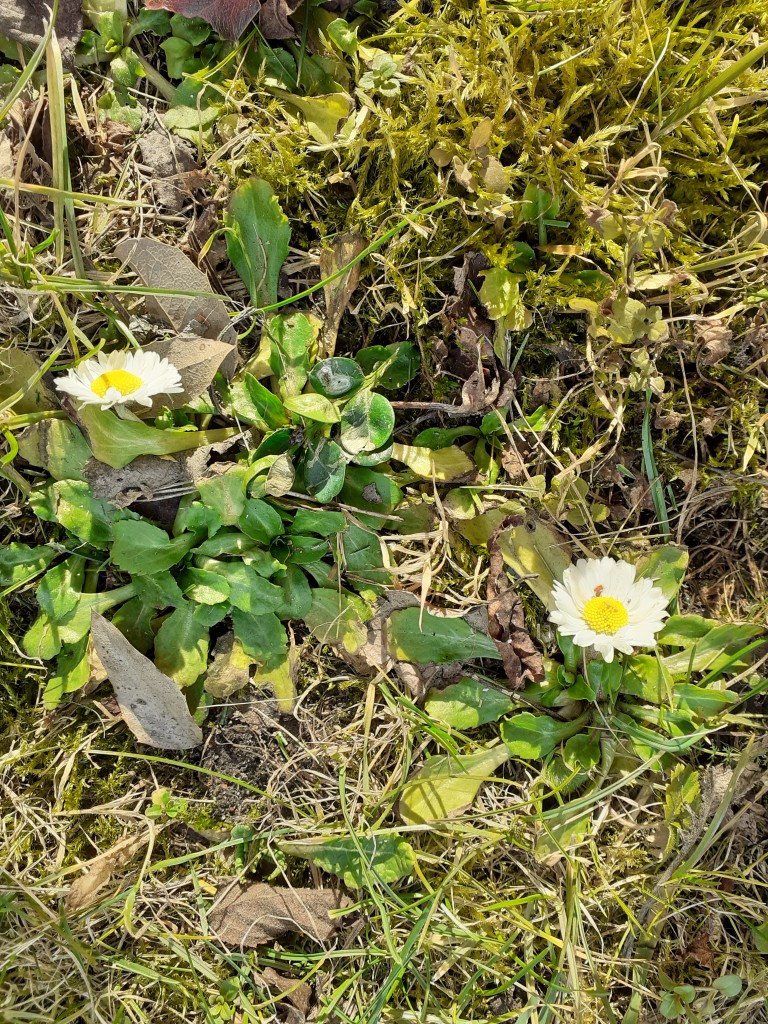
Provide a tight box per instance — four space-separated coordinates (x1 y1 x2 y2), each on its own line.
319 231 367 359
260 968 312 1015
694 318 732 367
114 238 237 362
91 612 203 749
487 521 544 687
138 336 237 417
138 128 199 213
209 884 350 948
0 0 82 56
65 833 148 911
145 0 256 39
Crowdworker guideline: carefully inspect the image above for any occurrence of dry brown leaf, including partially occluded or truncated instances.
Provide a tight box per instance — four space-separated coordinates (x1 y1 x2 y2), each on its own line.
487 521 544 687
0 0 82 56
65 832 148 911
138 336 237 417
260 967 312 1015
209 883 350 948
695 318 733 367
319 231 367 359
91 612 203 749
138 128 198 214
114 238 237 363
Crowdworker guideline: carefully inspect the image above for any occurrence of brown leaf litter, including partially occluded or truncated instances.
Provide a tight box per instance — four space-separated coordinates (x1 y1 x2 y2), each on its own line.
487 522 545 687
209 883 350 948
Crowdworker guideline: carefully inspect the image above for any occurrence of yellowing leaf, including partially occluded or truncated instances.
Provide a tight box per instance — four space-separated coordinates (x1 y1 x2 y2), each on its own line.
391 442 474 481
285 92 355 145
398 745 510 825
496 513 573 609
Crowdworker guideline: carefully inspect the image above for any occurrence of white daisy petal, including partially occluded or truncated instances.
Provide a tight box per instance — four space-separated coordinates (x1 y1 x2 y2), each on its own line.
55 349 183 412
549 555 669 662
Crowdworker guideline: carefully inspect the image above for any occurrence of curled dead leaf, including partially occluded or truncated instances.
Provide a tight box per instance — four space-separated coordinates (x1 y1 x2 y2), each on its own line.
487 520 544 687
65 833 149 912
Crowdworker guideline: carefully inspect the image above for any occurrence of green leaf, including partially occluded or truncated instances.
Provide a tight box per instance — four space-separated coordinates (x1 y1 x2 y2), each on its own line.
133 574 185 610
636 545 688 602
500 711 588 760
752 922 768 954
193 531 259 558
30 480 125 548
479 268 524 321
111 598 156 654
36 556 85 621
412 426 480 449
179 568 230 605
309 357 365 398
663 622 763 676
398 745 510 825
76 405 238 470
204 561 284 613
282 833 415 888
712 975 743 999
0 543 56 591
225 177 291 308
623 654 674 703
657 614 718 647
169 13 210 44
43 637 90 710
290 509 347 536
173 498 222 539
238 497 284 545
267 312 315 398
274 564 313 620
303 437 346 502
154 601 212 687
562 731 601 771
241 373 289 429
673 683 737 717
585 658 624 700
340 466 402 515
326 17 358 55
424 678 514 730
111 521 196 575
339 390 394 455
303 588 372 653
231 608 287 669
197 467 250 526
342 522 388 588
284 393 341 424
17 419 92 481
659 992 682 1020
387 607 501 664
356 342 420 390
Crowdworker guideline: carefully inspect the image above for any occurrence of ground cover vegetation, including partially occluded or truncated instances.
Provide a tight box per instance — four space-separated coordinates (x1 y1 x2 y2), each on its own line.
1 0 768 1021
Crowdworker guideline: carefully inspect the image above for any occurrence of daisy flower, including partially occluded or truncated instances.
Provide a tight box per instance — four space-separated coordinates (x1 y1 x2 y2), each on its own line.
549 555 669 663
56 349 183 411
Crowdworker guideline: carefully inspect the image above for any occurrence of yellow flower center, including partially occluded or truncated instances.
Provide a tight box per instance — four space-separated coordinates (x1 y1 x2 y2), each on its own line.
583 595 629 635
91 369 143 398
